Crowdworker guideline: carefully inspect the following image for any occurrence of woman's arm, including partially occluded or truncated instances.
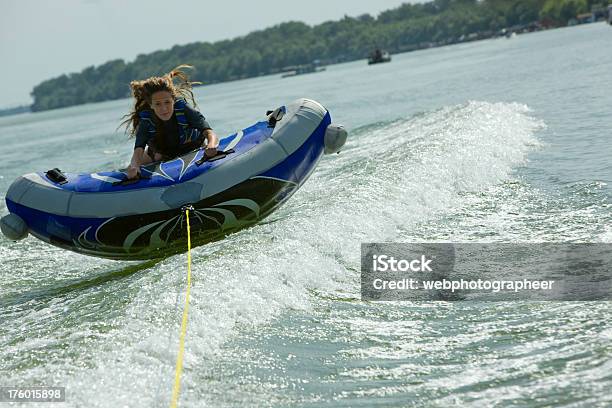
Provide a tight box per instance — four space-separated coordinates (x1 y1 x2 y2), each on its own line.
182 103 218 157
129 119 154 179
127 147 146 179
202 128 219 158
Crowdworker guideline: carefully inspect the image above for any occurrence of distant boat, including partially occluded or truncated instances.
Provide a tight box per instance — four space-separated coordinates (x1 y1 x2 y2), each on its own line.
368 49 391 65
280 63 326 78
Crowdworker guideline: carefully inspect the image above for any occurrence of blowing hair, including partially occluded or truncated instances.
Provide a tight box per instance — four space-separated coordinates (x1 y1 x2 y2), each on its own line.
120 64 201 136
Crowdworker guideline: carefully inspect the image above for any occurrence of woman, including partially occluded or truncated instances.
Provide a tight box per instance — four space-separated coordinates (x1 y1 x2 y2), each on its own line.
121 65 218 179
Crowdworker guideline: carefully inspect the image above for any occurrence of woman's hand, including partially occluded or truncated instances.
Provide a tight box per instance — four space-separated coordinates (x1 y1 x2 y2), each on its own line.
202 129 219 158
127 164 140 179
128 147 145 179
204 146 217 158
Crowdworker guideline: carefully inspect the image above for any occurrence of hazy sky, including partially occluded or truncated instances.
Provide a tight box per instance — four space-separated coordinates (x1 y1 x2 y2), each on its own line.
0 0 420 108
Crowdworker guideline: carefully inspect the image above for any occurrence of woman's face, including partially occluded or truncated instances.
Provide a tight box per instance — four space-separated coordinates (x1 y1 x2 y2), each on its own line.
150 91 174 121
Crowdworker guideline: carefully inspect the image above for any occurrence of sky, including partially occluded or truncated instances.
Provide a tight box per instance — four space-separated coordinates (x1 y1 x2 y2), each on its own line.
0 0 421 108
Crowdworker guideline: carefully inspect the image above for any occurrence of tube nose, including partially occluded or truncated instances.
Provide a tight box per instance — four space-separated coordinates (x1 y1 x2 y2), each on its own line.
324 124 348 154
1 213 29 240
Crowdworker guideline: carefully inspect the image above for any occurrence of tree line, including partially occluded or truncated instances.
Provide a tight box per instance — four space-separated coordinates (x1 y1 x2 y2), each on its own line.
30 0 610 111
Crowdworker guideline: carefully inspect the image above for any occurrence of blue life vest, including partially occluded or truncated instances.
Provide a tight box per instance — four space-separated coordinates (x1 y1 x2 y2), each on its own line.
138 99 200 145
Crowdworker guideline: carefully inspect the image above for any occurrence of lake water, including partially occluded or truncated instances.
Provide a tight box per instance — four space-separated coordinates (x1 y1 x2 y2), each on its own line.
1 22 611 407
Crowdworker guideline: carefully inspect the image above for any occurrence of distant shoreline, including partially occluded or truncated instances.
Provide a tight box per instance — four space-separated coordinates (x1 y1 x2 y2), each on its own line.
7 6 605 117
0 22 576 117
0 105 31 117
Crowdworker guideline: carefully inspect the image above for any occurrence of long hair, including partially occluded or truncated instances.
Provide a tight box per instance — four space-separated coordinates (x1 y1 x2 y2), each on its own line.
120 64 201 136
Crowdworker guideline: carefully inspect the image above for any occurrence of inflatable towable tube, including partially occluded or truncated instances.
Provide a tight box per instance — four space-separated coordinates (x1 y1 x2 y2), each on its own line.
1 98 347 260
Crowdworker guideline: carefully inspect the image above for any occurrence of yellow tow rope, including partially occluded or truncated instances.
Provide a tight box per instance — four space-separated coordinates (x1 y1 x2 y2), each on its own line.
170 206 193 408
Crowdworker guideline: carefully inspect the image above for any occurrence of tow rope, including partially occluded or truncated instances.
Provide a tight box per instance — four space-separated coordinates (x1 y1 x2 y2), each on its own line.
170 205 194 408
